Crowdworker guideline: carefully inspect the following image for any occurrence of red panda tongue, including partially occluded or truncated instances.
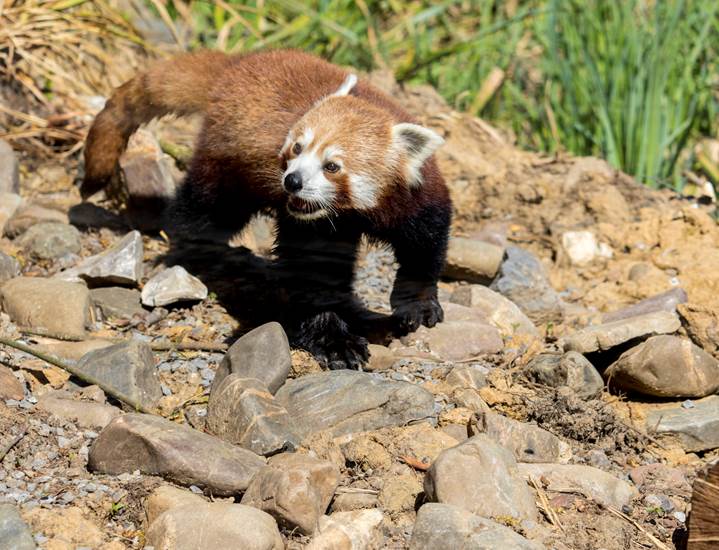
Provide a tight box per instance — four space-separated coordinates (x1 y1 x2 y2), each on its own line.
288 196 321 214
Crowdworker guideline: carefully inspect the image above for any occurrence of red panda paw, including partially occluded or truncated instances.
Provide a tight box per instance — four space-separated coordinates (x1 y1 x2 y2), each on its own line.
295 311 370 370
393 298 444 336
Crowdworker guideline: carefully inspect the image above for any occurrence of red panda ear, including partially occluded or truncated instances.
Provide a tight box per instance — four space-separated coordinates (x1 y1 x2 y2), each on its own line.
330 73 358 98
391 123 444 187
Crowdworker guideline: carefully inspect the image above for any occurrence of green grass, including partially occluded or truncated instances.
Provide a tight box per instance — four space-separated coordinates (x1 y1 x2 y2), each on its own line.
149 0 719 191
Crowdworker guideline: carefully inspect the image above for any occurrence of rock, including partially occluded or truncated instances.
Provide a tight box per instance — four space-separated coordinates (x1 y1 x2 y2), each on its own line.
410 503 543 550
440 301 488 322
379 472 423 514
120 129 177 230
0 503 35 550
0 365 24 400
213 322 291 394
144 485 206 526
561 311 681 354
0 140 19 193
677 303 719 357
206 374 299 456
241 453 340 534
517 463 637 508
424 434 538 521
0 252 20 283
365 344 396 372
36 394 121 428
445 364 487 390
141 265 208 307
442 237 505 282
561 230 612 266
450 284 539 340
603 287 688 323
36 338 114 361
145 503 283 550
475 412 561 463
76 340 162 410
24 506 103 549
90 287 145 320
644 395 719 452
17 222 81 260
0 277 90 338
275 370 435 439
405 320 503 361
525 351 604 398
57 231 144 285
307 509 384 550
330 493 380 512
4 204 68 238
89 413 266 495
0 192 22 235
490 246 564 323
606 335 719 398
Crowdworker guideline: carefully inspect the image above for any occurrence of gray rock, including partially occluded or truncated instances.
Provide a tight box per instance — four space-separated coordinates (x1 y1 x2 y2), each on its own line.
0 277 90 338
17 222 81 260
89 413 266 495
0 503 36 550
445 365 487 390
306 509 384 550
475 412 561 463
0 252 20 284
36 394 121 429
410 503 543 550
561 311 681 354
0 140 19 194
76 341 161 410
424 434 538 521
141 265 207 307
442 237 505 283
517 463 637 508
402 320 503 362
490 246 564 323
206 374 299 456
90 287 145 320
213 322 291 395
606 335 719 398
241 453 340 534
145 503 283 550
57 231 143 285
450 284 539 341
645 395 719 452
275 370 435 439
4 204 69 238
525 351 604 398
603 288 688 323
0 192 22 235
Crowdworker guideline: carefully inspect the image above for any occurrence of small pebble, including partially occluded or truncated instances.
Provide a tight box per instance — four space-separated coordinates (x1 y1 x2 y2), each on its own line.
189 485 203 494
161 384 172 396
673 511 686 523
681 400 695 409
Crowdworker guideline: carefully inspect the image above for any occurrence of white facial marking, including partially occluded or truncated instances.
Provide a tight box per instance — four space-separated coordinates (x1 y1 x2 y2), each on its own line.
323 145 343 162
349 173 378 209
390 123 444 187
283 147 336 213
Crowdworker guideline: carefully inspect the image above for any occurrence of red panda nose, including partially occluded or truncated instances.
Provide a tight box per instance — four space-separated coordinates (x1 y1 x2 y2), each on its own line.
284 172 303 193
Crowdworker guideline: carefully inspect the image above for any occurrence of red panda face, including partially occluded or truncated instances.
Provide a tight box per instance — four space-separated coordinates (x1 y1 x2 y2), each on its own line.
279 89 444 221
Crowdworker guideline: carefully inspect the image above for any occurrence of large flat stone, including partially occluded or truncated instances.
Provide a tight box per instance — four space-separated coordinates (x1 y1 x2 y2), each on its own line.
0 277 90 338
213 322 291 395
443 237 504 283
57 230 143 285
410 503 543 550
144 485 206 526
76 340 162 410
475 412 561 463
89 413 266 495
561 311 681 353
275 370 435 439
403 320 503 362
645 396 719 452
90 287 145 320
141 265 207 307
0 503 35 550
37 394 121 429
603 288 688 323
146 503 283 550
424 434 538 521
525 351 604 399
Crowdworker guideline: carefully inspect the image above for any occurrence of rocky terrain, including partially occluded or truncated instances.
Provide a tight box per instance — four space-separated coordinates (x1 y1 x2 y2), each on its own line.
0 70 718 550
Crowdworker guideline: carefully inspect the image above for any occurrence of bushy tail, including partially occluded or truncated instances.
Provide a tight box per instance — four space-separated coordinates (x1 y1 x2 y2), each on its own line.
81 50 231 199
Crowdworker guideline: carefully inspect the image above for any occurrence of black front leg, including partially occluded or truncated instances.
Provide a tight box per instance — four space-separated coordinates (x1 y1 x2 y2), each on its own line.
274 216 369 369
386 203 451 335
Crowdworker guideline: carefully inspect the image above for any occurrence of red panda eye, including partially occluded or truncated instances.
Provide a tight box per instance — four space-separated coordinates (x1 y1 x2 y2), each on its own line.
292 142 302 155
323 162 340 173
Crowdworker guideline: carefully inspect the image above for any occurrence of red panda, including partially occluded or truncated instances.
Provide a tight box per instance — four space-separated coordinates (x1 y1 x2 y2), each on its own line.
82 49 452 369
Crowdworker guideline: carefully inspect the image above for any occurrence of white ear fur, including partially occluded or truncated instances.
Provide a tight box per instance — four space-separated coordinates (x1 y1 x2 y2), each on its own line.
391 123 444 187
330 73 358 97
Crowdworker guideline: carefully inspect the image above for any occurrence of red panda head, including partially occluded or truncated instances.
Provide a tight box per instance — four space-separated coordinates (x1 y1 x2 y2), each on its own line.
279 75 444 220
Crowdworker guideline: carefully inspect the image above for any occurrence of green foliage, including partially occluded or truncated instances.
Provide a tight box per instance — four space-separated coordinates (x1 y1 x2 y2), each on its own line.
151 0 719 190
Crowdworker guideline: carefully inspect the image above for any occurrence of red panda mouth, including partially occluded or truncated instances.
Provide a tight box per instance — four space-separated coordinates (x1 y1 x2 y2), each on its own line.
287 196 325 217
